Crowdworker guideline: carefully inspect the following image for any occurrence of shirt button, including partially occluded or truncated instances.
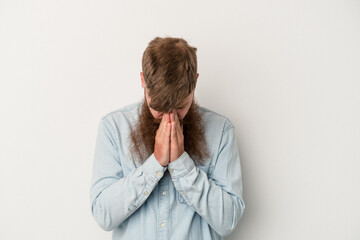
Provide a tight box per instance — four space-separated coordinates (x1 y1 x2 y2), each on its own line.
144 191 149 195
162 190 167 196
156 171 161 176
161 222 165 228
169 169 174 173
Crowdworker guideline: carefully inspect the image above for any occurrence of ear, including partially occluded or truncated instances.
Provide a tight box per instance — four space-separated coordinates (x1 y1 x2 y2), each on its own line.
197 73 199 79
140 72 145 88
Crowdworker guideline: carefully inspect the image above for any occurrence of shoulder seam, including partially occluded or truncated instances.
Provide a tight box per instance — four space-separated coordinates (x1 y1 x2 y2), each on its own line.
222 124 234 136
215 120 234 166
101 117 120 150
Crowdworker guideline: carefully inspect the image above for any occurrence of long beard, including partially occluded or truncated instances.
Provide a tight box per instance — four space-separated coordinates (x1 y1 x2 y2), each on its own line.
128 98 210 166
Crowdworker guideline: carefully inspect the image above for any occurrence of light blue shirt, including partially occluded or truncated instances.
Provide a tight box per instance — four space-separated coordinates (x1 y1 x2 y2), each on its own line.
89 101 245 240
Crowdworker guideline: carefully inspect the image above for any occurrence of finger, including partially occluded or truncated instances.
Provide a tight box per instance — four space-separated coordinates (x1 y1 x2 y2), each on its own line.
177 123 183 139
158 114 167 134
171 121 176 140
175 112 182 132
166 122 171 138
170 112 175 124
162 113 169 127
174 110 180 126
158 115 164 132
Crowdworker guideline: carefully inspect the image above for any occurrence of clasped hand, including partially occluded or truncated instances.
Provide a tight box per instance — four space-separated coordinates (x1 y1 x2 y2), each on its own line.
154 110 184 167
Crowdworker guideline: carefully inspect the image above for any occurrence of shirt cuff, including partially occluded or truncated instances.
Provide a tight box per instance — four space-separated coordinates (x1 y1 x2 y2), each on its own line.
168 151 195 179
141 153 168 185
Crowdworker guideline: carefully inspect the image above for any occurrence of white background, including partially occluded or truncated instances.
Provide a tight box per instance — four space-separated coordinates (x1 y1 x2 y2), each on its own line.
0 0 359 239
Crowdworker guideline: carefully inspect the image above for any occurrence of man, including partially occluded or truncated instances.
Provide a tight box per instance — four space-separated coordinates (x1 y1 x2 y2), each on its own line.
89 37 245 240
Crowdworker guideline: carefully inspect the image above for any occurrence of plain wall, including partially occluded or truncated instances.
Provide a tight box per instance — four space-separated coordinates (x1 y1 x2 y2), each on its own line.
0 0 359 239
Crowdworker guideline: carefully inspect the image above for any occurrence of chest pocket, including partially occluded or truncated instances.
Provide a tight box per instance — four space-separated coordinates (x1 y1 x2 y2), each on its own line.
177 164 214 204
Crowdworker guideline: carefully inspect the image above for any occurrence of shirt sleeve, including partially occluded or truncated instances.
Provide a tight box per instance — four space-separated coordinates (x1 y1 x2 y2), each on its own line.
167 121 245 237
89 118 167 231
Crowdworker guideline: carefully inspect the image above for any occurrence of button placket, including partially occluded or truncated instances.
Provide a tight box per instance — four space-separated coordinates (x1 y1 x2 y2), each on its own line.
158 175 169 238
177 190 186 204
